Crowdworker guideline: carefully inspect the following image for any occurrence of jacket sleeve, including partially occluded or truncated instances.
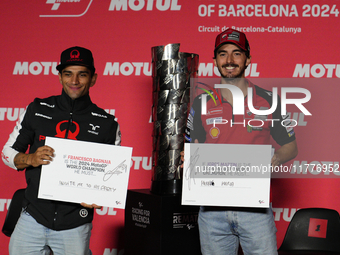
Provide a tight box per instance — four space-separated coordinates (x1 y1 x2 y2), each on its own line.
115 123 121 146
185 96 206 143
270 95 296 146
2 109 27 170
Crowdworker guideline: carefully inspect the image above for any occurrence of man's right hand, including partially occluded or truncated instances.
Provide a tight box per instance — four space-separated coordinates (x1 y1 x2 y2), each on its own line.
14 145 55 170
180 139 198 168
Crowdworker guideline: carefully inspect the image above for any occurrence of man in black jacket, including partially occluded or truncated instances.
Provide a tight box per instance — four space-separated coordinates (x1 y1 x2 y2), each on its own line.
2 46 121 255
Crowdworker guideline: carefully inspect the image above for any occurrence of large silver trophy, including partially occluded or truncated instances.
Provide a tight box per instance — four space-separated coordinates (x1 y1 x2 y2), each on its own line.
151 44 199 194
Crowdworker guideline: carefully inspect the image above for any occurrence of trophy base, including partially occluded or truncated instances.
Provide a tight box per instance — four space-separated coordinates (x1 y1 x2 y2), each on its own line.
150 179 182 195
124 189 201 255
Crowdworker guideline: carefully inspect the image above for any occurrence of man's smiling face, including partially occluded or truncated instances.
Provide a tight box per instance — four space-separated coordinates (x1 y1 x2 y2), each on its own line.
58 65 97 100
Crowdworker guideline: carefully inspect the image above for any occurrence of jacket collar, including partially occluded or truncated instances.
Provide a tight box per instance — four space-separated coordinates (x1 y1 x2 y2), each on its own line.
59 89 93 112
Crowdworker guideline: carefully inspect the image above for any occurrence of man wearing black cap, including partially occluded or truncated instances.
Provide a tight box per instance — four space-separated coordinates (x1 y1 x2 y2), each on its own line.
185 29 298 254
2 46 121 254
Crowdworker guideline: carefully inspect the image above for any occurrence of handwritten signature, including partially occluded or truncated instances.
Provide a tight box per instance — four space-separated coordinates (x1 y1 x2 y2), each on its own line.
103 160 127 182
184 147 200 190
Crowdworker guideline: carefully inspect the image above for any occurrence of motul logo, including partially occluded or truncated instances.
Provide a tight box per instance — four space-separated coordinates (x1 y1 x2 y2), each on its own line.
13 62 58 75
109 0 181 11
103 62 152 76
0 108 25 121
199 63 260 77
293 64 340 78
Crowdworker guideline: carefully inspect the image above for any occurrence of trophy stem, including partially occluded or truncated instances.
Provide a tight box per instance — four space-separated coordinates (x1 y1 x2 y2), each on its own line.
150 179 182 195
151 44 199 195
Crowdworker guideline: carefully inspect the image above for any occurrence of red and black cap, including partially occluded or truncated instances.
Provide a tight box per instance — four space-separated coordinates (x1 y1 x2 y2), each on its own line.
214 28 250 57
56 46 95 73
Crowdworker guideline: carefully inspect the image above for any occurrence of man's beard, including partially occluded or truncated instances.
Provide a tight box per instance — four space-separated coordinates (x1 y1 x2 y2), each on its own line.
218 61 248 83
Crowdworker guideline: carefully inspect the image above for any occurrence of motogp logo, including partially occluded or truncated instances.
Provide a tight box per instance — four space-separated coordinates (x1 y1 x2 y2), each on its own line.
79 209 88 218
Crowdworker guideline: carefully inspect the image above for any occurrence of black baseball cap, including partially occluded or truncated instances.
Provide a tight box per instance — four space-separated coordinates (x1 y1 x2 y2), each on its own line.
56 46 95 73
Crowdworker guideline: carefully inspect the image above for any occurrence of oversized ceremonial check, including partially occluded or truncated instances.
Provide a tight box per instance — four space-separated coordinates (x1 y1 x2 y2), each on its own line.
38 137 133 209
182 143 272 208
